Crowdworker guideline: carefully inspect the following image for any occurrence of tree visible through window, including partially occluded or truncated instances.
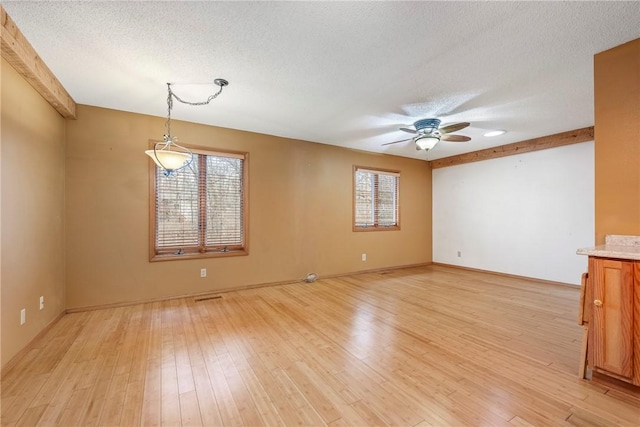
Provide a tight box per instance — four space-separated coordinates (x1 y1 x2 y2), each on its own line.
354 166 399 230
150 147 248 260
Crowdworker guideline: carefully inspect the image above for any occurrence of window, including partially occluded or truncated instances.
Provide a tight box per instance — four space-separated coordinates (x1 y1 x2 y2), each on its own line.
150 146 248 260
353 166 399 231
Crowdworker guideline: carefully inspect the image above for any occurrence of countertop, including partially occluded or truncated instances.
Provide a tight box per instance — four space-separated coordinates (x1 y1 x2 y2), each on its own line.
576 235 640 261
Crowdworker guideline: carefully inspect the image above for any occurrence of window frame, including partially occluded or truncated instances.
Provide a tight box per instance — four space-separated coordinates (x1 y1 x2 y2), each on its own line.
353 165 400 232
149 142 249 261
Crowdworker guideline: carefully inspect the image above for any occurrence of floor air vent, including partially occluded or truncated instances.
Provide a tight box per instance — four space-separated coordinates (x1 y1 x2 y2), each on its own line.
194 295 223 302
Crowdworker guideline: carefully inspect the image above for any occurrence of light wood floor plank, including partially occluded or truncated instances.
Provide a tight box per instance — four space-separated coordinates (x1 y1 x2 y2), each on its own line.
3 265 640 426
159 300 181 427
140 356 162 426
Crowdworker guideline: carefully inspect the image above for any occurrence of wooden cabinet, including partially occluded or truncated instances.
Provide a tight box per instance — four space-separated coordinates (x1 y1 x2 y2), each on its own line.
587 257 640 385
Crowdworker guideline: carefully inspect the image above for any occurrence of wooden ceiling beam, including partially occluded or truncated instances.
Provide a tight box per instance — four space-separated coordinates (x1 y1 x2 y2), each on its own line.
1 5 76 119
429 127 594 169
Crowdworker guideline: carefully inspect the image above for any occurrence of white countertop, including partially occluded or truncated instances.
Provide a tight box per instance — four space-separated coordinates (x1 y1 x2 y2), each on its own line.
576 235 640 261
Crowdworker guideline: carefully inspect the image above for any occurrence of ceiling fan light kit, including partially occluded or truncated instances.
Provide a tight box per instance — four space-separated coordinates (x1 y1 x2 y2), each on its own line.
383 117 471 152
415 135 440 151
145 78 229 176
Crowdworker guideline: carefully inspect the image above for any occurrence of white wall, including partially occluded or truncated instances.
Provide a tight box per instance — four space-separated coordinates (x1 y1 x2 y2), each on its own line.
433 141 594 285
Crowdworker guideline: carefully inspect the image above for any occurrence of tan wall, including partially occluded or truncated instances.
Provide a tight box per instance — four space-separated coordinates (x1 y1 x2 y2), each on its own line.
65 105 432 309
1 59 66 367
594 38 640 244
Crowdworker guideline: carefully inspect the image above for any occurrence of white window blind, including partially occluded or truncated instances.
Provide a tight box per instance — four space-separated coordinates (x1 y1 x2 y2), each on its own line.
205 156 244 246
354 167 399 229
152 149 247 259
156 161 200 248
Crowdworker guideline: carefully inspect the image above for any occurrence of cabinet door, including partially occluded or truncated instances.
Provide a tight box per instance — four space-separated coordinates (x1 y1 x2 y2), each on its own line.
635 262 640 385
591 258 634 378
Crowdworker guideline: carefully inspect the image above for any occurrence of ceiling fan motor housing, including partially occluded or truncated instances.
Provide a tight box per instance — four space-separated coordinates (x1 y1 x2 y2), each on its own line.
414 118 441 133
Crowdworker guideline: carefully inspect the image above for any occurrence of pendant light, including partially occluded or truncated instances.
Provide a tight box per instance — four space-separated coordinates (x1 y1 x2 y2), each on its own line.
146 78 229 176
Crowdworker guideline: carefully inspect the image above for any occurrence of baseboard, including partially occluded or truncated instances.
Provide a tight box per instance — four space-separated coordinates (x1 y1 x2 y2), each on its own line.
65 262 434 313
431 262 579 289
65 279 302 313
1 310 66 376
591 372 640 401
320 262 432 280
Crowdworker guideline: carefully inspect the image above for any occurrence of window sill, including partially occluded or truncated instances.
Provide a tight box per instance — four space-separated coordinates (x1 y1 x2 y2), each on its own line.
150 249 248 262
353 226 400 232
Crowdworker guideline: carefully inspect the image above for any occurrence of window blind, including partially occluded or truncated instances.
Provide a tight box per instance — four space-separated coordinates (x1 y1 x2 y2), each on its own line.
205 156 244 247
156 161 200 248
355 170 375 227
354 167 399 229
153 149 247 258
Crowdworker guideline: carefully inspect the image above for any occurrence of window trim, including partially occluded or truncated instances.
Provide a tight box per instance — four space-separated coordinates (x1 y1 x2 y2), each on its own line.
352 165 400 232
148 141 249 261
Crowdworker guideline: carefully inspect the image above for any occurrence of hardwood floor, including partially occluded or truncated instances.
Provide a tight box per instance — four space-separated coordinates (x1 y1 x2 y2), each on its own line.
2 265 639 426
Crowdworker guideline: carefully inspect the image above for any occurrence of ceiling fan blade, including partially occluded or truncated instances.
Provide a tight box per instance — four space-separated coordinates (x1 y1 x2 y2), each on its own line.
399 127 418 134
439 122 470 134
441 134 471 142
382 137 414 146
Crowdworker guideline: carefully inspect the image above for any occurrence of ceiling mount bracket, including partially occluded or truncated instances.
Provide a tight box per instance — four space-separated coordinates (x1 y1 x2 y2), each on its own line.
214 78 229 87
414 118 441 132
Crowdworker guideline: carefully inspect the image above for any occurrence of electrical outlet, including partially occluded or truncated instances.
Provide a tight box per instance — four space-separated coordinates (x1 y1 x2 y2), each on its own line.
457 251 462 258
40 296 44 310
361 253 367 262
20 309 26 325
200 268 207 278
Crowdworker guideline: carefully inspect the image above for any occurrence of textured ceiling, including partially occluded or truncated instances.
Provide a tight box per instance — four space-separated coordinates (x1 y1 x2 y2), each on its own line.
3 1 640 160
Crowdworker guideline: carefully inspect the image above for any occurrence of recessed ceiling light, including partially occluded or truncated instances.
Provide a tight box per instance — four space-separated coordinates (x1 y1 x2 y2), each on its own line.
483 130 506 137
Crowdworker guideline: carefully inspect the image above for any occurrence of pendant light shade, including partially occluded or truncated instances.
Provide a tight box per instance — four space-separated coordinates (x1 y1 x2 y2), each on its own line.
415 135 440 151
145 146 192 171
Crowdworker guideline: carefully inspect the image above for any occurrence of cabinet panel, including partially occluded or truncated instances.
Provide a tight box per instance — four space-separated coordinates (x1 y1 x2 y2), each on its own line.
591 258 634 378
635 262 640 385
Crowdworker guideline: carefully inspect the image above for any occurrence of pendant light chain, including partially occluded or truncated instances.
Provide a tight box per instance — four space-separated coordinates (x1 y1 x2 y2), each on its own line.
147 78 229 176
168 82 225 107
165 81 227 141
165 83 174 140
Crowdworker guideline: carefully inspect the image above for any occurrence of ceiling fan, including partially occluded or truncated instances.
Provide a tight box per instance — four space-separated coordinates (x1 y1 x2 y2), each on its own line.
382 118 471 151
